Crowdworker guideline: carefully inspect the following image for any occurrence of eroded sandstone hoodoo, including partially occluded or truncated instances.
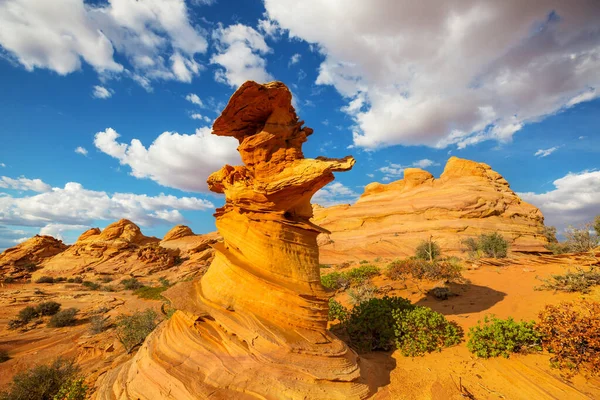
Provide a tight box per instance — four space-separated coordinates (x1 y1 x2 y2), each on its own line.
98 82 370 399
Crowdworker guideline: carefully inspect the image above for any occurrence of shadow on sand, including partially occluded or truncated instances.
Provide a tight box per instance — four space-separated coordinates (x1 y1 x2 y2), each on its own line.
415 283 507 316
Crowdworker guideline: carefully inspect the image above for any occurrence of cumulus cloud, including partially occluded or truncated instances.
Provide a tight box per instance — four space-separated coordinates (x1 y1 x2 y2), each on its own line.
190 113 212 123
211 23 273 87
0 180 215 229
379 159 440 179
0 176 52 192
0 163 5 167
92 85 113 99
0 0 207 86
186 93 204 107
313 182 360 207
0 225 28 250
288 53 301 67
265 1 600 149
534 146 560 157
94 127 239 193
74 146 88 156
519 170 600 232
39 223 90 241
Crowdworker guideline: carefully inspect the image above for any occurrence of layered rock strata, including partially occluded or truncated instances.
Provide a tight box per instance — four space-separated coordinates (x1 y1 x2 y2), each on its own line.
98 81 370 399
0 235 68 278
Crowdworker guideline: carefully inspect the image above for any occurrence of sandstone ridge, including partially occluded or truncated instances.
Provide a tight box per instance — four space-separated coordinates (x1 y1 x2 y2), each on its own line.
0 235 68 278
314 156 549 263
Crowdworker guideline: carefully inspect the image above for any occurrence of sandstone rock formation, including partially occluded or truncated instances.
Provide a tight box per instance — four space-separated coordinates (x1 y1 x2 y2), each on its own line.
98 82 370 399
314 156 549 264
0 235 68 278
161 225 194 241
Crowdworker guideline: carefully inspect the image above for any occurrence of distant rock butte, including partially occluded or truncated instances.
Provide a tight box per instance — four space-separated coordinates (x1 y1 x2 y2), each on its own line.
0 235 67 277
313 156 549 264
162 224 194 241
98 81 370 399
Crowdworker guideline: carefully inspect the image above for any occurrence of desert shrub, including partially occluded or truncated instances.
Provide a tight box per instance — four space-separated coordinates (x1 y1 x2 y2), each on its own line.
18 262 38 273
121 278 144 290
478 233 509 258
536 267 600 293
36 301 61 316
393 306 463 356
321 272 350 290
328 298 348 322
134 286 168 300
19 305 40 322
538 301 600 376
595 215 600 237
3 277 16 284
115 309 159 354
347 282 378 305
546 242 571 255
0 358 81 400
415 238 441 261
564 224 599 253
359 260 369 264
319 264 331 269
158 277 170 287
54 277 67 283
89 315 110 335
385 258 463 282
101 285 116 292
345 264 380 284
81 281 100 290
0 349 9 363
48 308 78 328
461 237 480 256
343 296 414 352
467 316 541 358
35 276 55 284
98 276 113 283
53 377 87 400
543 225 558 244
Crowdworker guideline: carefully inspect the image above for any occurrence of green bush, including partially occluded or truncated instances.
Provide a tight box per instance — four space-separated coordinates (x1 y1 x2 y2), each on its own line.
463 233 509 258
415 238 441 261
35 276 55 284
158 277 170 287
53 377 87 400
393 306 463 356
121 278 144 290
321 272 350 290
0 358 81 400
328 298 348 322
385 258 463 282
0 349 9 363
321 265 380 290
359 260 369 264
81 281 100 290
537 267 600 293
89 315 110 335
36 301 62 316
115 309 159 353
467 316 542 358
98 276 113 283
18 263 38 273
133 286 168 300
48 309 78 328
347 283 378 305
18 306 39 322
343 296 414 352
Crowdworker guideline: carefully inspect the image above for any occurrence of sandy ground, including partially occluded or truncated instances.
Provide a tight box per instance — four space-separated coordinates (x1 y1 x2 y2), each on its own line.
1 255 599 399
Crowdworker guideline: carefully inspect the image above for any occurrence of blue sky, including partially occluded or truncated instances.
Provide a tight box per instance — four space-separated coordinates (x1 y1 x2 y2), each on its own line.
0 0 599 250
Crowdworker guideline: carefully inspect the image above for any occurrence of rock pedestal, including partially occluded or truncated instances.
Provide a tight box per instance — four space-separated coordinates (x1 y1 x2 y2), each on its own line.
98 81 370 399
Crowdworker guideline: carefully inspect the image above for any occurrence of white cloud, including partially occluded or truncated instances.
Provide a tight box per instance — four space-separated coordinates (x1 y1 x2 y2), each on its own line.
313 182 360 207
379 159 440 179
92 85 113 99
39 223 90 241
519 170 600 232
0 176 52 193
211 24 273 87
190 113 212 123
257 17 282 39
534 146 559 157
288 53 301 67
74 146 88 156
264 1 600 150
186 93 204 107
0 0 207 86
0 163 5 167
579 136 587 140
94 127 239 193
0 181 215 229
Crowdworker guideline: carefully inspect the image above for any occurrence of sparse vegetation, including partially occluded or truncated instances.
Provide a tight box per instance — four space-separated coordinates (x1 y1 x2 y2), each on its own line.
415 237 441 261
115 309 159 354
89 315 111 335
564 223 599 253
0 358 83 400
53 377 88 400
35 276 55 284
3 277 16 284
8 305 41 329
321 265 381 290
158 277 170 287
467 316 541 359
462 233 509 258
538 301 600 377
328 298 347 322
48 308 78 328
0 349 9 363
36 301 62 316
121 277 144 290
347 282 378 305
385 258 463 282
536 267 600 293
17 262 38 273
134 285 168 300
393 306 463 357
81 281 101 290
359 259 369 264
98 276 113 283
66 277 83 284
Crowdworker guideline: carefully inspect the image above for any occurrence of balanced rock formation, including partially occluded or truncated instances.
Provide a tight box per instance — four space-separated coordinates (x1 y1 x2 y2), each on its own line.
314 156 549 263
0 235 68 278
98 82 370 399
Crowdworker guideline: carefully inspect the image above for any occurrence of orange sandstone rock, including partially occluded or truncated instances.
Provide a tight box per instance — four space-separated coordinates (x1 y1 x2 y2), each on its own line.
314 156 549 263
162 225 194 241
0 235 68 278
98 82 370 399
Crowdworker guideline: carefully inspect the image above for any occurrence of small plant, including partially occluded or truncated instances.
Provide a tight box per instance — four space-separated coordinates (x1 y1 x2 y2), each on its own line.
385 258 463 282
19 262 38 272
101 285 116 292
321 272 350 290
0 358 81 400
478 233 509 258
393 306 463 356
98 276 113 283
467 316 541 358
538 301 600 376
564 223 599 253
35 276 55 284
328 298 348 322
53 377 88 400
346 265 380 284
18 305 40 322
121 277 144 290
158 277 170 287
342 296 414 352
319 264 331 269
415 237 441 261
48 308 79 328
537 267 600 293
134 286 168 300
36 301 62 316
115 309 159 354
89 315 111 335
0 349 9 363
81 281 101 290
359 260 369 264
54 277 67 282
347 282 378 305
3 277 16 284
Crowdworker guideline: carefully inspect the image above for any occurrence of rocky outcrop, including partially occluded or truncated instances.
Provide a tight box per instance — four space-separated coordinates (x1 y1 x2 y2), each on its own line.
314 157 549 263
162 225 194 241
0 235 68 278
98 82 370 399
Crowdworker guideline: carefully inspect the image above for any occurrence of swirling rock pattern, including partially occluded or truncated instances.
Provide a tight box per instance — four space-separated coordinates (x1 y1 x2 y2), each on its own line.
98 81 370 400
